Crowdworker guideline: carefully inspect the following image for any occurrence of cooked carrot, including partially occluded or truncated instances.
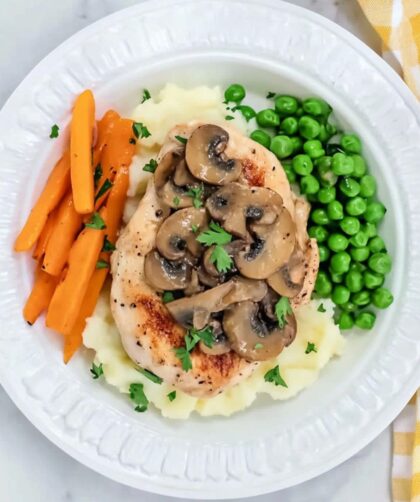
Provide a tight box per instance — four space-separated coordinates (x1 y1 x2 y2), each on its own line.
14 151 71 252
23 265 58 325
70 89 95 214
46 207 107 335
32 209 58 261
105 166 130 240
42 193 82 276
92 110 120 168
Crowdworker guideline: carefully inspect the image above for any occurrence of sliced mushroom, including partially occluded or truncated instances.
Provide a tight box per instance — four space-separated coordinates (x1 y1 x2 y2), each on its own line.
199 325 231 356
235 207 296 279
197 265 221 288
206 183 284 239
222 277 267 305
201 240 244 279
144 250 191 291
154 151 193 209
156 207 207 261
184 269 203 296
223 301 297 361
173 159 198 187
267 247 306 298
185 125 242 185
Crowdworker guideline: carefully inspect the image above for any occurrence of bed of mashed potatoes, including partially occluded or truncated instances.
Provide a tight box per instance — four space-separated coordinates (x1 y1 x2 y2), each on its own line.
83 84 345 419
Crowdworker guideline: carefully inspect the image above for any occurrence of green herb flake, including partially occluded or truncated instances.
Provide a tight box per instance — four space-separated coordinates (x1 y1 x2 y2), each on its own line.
49 124 59 138
317 303 326 313
167 391 177 402
137 367 163 384
191 224 199 234
95 178 113 202
175 135 187 145
185 185 204 208
196 221 232 246
210 245 233 273
305 342 318 354
94 164 103 188
173 196 180 208
90 362 103 379
85 212 106 230
174 327 214 371
254 343 264 350
96 259 109 269
143 158 158 173
190 326 214 348
174 347 192 372
275 297 292 329
132 122 151 139
266 91 276 99
129 383 149 412
141 89 151 103
162 291 175 304
264 365 288 388
102 237 116 252
225 115 235 121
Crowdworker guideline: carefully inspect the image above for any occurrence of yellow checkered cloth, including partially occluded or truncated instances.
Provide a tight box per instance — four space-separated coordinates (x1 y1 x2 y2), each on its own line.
357 1 420 500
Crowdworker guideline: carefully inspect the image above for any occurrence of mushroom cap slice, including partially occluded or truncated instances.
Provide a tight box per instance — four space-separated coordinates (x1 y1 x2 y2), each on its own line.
267 247 306 298
185 125 242 185
144 250 191 291
156 207 208 261
223 300 297 362
221 277 267 305
199 323 231 355
173 159 199 187
235 207 296 279
154 151 193 209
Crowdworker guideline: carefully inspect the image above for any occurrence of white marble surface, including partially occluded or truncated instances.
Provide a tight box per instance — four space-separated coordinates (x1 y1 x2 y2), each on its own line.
0 1 391 501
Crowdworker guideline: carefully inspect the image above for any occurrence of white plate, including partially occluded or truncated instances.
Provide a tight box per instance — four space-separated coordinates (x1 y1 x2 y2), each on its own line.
1 0 420 499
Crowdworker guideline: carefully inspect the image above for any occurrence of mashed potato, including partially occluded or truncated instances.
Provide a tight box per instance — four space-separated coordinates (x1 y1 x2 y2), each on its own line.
82 84 345 419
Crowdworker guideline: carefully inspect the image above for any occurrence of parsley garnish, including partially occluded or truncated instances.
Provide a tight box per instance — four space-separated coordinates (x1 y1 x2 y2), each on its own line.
305 342 317 354
137 368 163 384
191 224 199 234
143 158 158 173
162 291 175 303
49 124 59 138
175 135 187 145
94 164 103 187
225 115 234 121
141 89 151 103
191 326 214 348
102 237 116 252
167 391 177 402
173 196 180 208
85 212 106 230
266 91 276 99
132 122 151 139
174 347 193 372
174 327 214 371
275 297 292 329
254 343 263 350
210 245 233 273
96 259 109 269
95 178 113 202
264 365 288 387
196 221 232 246
90 362 103 379
185 185 204 208
317 303 326 313
129 383 149 412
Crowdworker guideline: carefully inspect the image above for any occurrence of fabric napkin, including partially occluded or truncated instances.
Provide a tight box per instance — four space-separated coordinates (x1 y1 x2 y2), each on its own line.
357 1 420 500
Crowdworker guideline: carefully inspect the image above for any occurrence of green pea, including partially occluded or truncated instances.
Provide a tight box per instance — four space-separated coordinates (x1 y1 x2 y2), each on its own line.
346 197 367 216
303 139 325 159
368 236 386 253
270 135 294 159
349 230 368 248
281 117 298 135
275 95 299 116
364 270 384 289
338 311 354 330
318 186 336 204
237 105 256 121
349 262 366 273
364 201 386 224
359 175 376 198
345 270 364 293
341 301 358 313
306 193 319 203
339 177 360 198
317 124 331 144
352 290 371 306
295 107 304 117
315 270 333 297
332 285 351 305
317 161 338 187
326 122 337 136
372 288 393 309
256 109 281 128
340 216 360 236
308 225 329 243
300 175 320 195
311 208 330 225
330 269 344 283
363 222 377 238
250 129 271 149
318 245 330 262
327 200 344 220
283 163 296 184
330 251 351 274
328 233 349 252
368 252 392 274
355 311 376 330
315 156 332 170
299 116 321 139
224 83 246 103
340 133 362 154
332 153 354 175
292 154 313 175
290 136 303 153
351 155 367 178
302 98 332 117
350 246 370 262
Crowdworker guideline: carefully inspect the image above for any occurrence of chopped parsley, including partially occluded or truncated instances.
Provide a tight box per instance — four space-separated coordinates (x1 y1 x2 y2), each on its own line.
174 326 214 372
305 342 318 354
141 88 151 103
49 124 59 138
185 185 204 208
129 383 149 412
95 178 113 202
275 297 292 329
132 122 151 139
210 245 233 273
173 196 180 208
266 91 276 99
254 343 264 350
174 347 193 372
191 326 214 348
85 212 106 230
264 365 288 387
167 391 177 402
175 135 187 145
96 259 109 269
102 237 116 252
162 291 175 303
225 115 235 121
90 362 103 379
94 164 103 187
143 158 158 173
317 303 326 313
196 221 232 246
191 224 199 234
137 368 163 384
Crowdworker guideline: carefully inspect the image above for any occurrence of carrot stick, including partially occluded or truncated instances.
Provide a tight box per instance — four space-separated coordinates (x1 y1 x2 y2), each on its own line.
14 151 71 252
104 166 130 240
32 209 58 261
23 265 58 325
92 110 120 168
46 207 107 335
70 89 95 214
42 193 82 276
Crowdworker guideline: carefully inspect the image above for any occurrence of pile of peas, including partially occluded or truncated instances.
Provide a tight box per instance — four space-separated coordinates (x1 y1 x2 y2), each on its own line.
224 84 394 330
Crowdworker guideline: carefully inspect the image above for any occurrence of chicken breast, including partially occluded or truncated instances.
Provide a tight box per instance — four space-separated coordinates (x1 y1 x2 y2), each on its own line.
111 122 318 397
